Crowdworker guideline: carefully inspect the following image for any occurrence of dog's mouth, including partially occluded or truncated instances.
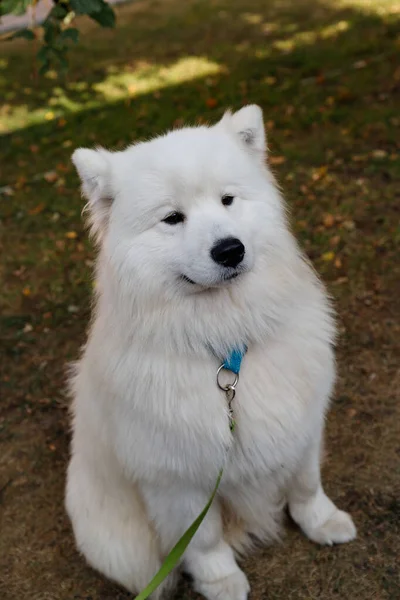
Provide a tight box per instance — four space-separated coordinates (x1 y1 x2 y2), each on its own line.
180 272 240 286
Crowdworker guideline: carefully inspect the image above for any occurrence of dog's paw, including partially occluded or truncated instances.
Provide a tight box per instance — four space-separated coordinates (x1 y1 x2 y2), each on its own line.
195 569 250 600
303 509 356 546
290 490 356 546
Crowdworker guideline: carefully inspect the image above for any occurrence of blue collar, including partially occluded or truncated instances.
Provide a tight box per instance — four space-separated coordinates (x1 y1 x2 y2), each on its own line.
222 346 247 374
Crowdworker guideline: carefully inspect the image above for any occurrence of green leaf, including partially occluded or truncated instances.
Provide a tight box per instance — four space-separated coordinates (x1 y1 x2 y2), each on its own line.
47 4 69 20
37 46 50 64
9 28 35 40
89 3 115 27
0 0 30 17
69 0 104 15
60 28 79 44
39 61 50 76
43 22 59 45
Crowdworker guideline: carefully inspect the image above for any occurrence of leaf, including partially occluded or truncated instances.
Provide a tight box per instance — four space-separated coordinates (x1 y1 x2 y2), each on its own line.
22 286 31 296
70 0 105 14
269 155 286 165
65 231 78 239
321 251 335 262
0 0 31 17
330 235 341 247
342 219 355 231
43 21 59 45
39 61 51 76
44 170 58 182
89 4 116 27
29 202 45 215
371 149 387 160
322 214 335 228
206 98 217 108
10 28 35 40
60 28 79 44
37 46 50 64
334 257 342 268
46 4 69 19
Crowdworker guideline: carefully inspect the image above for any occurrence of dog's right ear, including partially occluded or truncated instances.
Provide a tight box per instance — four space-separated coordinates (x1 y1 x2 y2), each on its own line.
72 147 113 241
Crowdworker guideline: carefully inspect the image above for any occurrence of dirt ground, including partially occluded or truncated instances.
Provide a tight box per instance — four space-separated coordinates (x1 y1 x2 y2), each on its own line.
1 0 400 598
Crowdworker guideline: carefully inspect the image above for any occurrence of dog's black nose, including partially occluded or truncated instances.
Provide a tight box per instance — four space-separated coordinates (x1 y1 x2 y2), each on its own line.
211 237 245 268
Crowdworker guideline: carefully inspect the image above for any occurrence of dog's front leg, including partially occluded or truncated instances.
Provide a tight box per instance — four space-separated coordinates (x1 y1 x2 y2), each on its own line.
140 479 250 600
288 426 356 545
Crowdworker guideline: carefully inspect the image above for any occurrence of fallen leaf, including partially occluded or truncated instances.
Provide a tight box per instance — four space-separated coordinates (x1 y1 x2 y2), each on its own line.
371 149 387 159
48 444 56 451
269 155 286 165
56 240 65 250
55 177 66 188
330 235 341 247
353 60 367 69
45 111 55 120
206 98 218 108
334 257 342 268
30 144 39 153
322 213 335 228
347 408 357 418
29 202 45 215
312 166 328 181
23 323 33 333
44 171 58 183
333 276 348 285
321 251 335 262
58 118 67 127
65 231 78 239
22 286 31 296
342 219 356 231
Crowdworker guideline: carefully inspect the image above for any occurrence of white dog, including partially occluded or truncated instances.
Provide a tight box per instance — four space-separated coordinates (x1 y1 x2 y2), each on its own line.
66 105 356 600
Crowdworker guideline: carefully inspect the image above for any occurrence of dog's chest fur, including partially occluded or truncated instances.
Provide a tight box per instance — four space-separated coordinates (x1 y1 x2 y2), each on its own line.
82 321 334 492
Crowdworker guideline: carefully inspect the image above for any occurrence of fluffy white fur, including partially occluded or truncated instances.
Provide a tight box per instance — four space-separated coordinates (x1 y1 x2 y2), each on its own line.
66 105 356 600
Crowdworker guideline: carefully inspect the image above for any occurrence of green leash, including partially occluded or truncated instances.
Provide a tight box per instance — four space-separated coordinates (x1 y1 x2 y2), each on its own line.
135 469 223 600
135 351 245 600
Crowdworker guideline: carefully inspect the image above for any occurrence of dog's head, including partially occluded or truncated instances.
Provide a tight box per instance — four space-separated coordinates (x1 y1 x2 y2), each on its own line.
72 105 288 302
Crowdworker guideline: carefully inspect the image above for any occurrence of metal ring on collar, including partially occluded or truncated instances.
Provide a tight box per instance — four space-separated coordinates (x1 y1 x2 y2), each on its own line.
217 364 239 392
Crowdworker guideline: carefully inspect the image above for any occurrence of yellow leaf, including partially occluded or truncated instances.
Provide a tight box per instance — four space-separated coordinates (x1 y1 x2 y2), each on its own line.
45 111 55 120
22 286 31 296
321 251 335 262
65 231 78 239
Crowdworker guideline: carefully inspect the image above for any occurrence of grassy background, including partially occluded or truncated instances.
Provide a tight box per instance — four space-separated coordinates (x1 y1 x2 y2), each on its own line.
0 0 399 598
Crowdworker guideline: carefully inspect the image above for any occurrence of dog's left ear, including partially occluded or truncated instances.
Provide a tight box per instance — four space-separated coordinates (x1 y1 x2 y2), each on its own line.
221 105 266 154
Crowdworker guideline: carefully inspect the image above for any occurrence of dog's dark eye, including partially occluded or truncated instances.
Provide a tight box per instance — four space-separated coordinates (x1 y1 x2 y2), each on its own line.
162 211 185 225
222 195 234 207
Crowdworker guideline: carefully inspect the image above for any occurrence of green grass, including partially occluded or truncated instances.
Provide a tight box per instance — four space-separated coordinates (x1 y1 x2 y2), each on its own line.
1 1 399 599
